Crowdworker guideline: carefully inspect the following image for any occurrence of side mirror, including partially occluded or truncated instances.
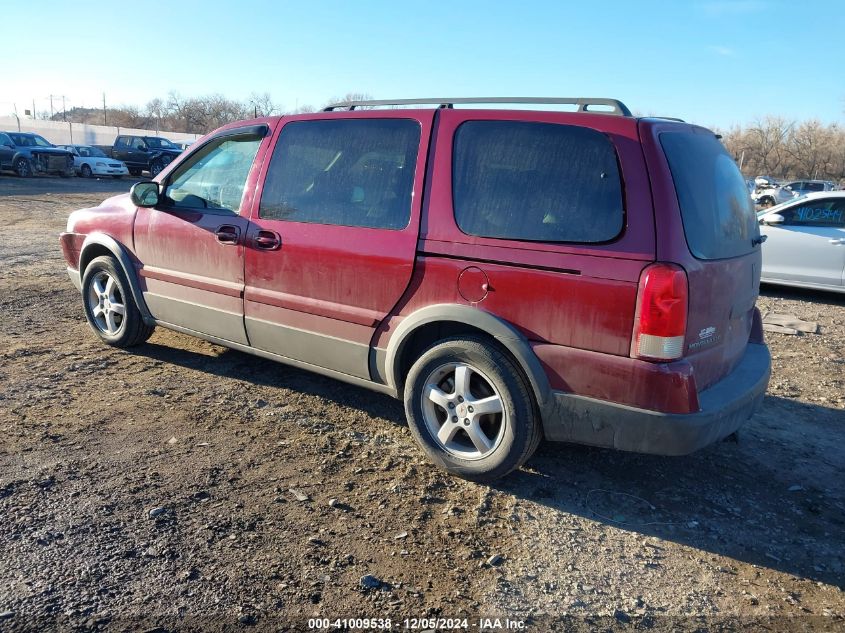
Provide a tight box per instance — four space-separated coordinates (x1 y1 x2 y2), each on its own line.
130 181 161 208
763 214 785 225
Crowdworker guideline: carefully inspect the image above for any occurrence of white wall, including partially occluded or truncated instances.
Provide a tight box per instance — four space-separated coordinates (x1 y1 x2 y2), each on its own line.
0 116 201 146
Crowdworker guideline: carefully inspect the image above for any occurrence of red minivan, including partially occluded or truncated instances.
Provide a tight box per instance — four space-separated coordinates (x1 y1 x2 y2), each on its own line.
60 97 771 481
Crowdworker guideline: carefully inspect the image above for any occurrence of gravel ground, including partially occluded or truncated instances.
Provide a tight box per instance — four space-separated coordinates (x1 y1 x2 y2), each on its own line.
0 176 843 632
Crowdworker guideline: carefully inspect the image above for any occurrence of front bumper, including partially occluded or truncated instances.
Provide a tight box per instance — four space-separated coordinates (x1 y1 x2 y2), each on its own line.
67 267 82 291
89 166 129 177
543 343 771 455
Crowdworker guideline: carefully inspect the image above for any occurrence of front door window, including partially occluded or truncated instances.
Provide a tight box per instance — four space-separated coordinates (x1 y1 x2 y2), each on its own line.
164 136 262 214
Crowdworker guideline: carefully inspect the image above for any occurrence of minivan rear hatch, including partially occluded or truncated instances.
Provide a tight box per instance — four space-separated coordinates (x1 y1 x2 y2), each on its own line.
646 122 763 392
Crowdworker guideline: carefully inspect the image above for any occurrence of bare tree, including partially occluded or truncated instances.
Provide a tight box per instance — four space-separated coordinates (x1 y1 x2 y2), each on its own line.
248 92 279 117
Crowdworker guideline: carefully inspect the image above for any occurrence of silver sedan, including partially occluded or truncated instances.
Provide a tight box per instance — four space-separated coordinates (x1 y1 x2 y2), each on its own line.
758 191 845 293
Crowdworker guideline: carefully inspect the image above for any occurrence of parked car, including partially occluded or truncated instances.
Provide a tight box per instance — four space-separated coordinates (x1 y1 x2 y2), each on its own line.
111 135 183 177
172 139 196 151
780 180 837 196
753 183 795 208
0 131 75 178
754 179 838 208
59 97 771 481
758 191 845 293
58 145 129 179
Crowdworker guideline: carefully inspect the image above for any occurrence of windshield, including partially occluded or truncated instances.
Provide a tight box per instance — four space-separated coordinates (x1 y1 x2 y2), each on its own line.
77 146 107 158
145 137 178 149
9 133 54 148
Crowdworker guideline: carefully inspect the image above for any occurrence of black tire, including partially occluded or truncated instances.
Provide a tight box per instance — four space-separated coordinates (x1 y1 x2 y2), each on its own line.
149 160 164 177
403 336 542 482
80 164 93 178
15 158 32 178
59 169 74 178
129 167 142 177
112 175 123 179
81 255 154 348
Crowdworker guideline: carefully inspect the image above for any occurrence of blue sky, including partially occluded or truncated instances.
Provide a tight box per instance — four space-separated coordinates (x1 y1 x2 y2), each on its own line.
3 0 843 129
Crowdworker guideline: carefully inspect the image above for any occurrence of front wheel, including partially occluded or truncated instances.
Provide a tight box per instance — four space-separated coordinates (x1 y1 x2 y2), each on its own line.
80 164 93 178
15 158 32 178
81 256 154 347
403 337 542 482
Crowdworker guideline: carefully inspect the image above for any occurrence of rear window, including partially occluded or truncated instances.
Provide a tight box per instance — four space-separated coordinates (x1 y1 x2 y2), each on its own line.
452 121 624 243
660 131 758 260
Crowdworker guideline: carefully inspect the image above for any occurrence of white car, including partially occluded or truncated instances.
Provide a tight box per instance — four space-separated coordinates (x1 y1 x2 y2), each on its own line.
59 145 129 179
753 184 796 208
758 191 845 293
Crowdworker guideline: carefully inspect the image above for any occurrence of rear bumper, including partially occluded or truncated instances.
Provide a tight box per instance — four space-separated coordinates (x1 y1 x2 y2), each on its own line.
542 343 771 455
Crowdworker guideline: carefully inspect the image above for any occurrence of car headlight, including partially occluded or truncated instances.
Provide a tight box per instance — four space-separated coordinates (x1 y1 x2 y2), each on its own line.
96 162 106 167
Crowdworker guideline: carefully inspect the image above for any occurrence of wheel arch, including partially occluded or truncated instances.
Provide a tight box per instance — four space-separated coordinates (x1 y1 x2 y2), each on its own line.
383 304 552 411
79 234 154 325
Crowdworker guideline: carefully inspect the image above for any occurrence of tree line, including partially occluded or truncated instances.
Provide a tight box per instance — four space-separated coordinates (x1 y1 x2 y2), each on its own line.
51 92 371 135
719 116 845 184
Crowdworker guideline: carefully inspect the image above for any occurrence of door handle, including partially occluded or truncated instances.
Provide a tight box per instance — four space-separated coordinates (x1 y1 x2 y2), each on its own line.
215 224 240 244
828 238 845 245
254 230 281 250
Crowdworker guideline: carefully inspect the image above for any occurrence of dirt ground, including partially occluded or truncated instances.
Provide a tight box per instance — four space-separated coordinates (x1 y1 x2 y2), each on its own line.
0 175 843 632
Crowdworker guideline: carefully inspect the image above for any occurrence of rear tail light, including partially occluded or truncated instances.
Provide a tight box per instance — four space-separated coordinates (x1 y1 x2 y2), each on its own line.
632 263 688 361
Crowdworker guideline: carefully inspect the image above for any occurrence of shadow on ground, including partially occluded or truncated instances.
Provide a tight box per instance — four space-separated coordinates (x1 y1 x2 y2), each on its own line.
132 340 845 591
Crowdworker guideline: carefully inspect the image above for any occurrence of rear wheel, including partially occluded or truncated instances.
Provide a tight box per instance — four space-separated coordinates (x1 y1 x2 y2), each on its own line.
81 255 154 347
80 164 93 178
129 167 142 177
404 336 542 481
14 158 32 178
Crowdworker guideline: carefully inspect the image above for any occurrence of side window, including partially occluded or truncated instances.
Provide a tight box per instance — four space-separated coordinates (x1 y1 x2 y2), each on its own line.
115 137 127 148
805 182 824 192
782 200 845 228
0 133 12 146
130 137 147 150
78 147 89 157
164 134 263 215
452 121 624 243
259 119 421 230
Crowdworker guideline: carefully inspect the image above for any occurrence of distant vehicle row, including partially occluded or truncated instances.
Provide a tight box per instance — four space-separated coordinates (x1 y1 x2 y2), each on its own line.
0 131 191 178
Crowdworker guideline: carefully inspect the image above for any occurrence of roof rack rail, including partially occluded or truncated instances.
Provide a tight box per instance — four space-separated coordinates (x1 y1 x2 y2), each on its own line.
322 97 632 116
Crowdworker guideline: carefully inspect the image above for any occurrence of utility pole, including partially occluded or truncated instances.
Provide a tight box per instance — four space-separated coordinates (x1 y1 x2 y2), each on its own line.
62 95 66 121
103 93 107 125
49 95 54 120
32 99 36 120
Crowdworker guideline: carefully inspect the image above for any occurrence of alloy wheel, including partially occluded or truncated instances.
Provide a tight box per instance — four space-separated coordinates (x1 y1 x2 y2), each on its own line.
421 362 506 460
86 271 126 336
